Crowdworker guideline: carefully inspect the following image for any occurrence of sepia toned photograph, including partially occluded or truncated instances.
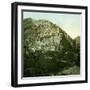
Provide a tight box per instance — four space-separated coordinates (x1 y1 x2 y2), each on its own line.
22 11 80 77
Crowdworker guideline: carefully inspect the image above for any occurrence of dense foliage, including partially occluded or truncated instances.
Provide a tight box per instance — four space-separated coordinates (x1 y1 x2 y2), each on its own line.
23 18 80 77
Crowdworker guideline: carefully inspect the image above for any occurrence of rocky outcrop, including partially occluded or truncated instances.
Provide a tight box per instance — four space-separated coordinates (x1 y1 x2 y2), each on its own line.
23 18 80 77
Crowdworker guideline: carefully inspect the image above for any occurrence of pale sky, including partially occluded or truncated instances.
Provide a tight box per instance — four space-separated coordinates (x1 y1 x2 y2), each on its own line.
23 11 81 39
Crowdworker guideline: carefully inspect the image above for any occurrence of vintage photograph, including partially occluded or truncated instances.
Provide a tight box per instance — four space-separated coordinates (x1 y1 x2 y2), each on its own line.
22 11 80 77
11 2 87 87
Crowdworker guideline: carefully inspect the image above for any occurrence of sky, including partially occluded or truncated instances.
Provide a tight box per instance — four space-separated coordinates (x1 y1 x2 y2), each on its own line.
23 11 81 39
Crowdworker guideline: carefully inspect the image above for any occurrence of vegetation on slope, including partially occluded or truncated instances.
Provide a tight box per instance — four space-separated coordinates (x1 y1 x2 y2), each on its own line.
23 18 80 77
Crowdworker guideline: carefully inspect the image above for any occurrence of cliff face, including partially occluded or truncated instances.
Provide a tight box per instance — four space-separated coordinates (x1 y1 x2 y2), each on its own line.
24 18 74 52
23 18 80 77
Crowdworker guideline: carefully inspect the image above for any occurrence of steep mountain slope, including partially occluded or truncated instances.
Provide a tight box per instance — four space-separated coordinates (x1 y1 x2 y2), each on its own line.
74 36 80 48
23 18 80 77
74 36 80 66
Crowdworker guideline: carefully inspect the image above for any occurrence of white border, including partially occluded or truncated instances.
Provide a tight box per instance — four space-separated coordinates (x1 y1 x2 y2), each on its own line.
18 5 86 84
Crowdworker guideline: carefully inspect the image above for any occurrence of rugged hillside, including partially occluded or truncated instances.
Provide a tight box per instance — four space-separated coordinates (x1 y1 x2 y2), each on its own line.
23 18 80 77
74 36 80 67
74 36 80 49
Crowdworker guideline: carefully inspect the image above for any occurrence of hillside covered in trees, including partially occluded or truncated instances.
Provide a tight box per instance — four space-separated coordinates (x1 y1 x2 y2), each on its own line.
23 18 80 77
